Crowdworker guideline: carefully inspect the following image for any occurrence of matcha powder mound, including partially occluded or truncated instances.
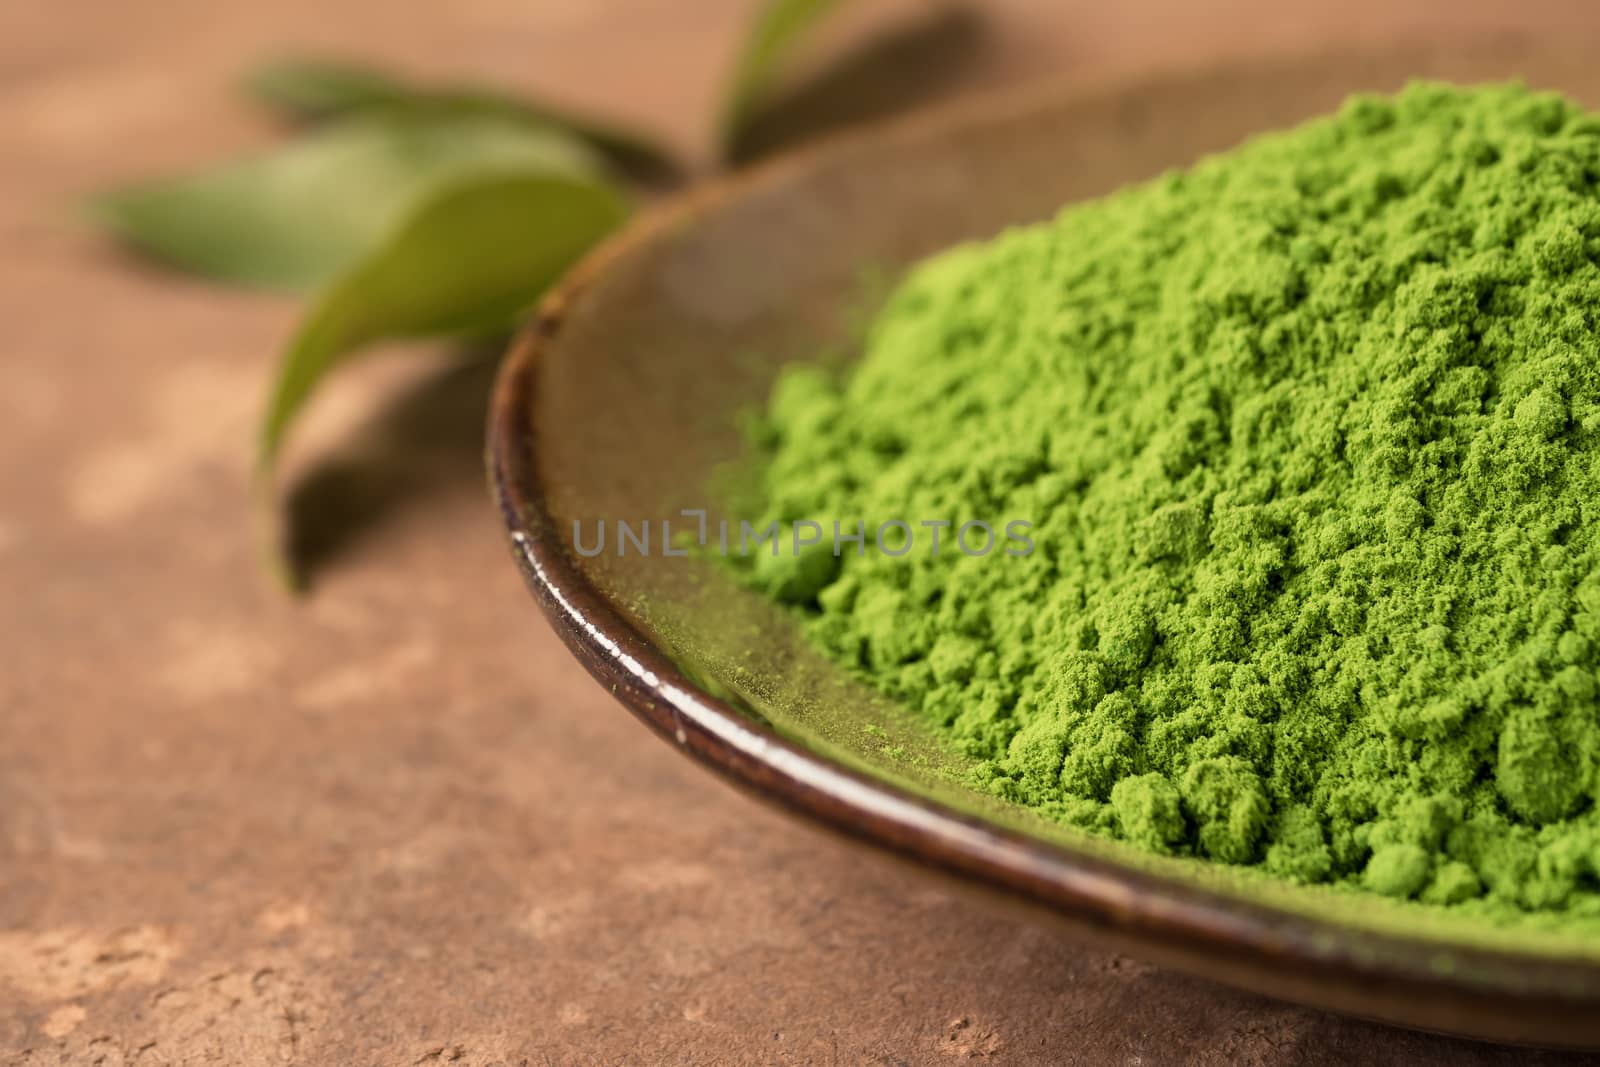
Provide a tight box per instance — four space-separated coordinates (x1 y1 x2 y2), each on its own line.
741 82 1600 916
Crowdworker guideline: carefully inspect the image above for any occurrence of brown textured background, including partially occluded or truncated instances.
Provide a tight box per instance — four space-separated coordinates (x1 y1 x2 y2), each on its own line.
7 2 1600 1064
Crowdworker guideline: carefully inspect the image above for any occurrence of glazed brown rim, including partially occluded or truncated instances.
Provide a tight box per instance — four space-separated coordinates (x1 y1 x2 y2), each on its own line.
487 53 1600 1046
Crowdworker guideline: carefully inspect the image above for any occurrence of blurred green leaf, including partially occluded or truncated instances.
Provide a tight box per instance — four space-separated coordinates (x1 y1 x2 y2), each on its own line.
258 170 627 580
91 114 599 291
726 3 983 164
244 60 407 118
246 58 681 182
721 0 848 156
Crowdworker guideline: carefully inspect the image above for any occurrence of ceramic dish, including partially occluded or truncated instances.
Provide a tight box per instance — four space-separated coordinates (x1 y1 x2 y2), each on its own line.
489 40 1600 1046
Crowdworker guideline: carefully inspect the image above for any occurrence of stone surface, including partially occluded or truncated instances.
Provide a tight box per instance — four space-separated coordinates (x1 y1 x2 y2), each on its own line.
6 1 1600 1064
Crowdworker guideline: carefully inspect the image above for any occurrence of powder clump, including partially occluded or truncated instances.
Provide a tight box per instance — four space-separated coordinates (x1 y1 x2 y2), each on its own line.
741 82 1600 915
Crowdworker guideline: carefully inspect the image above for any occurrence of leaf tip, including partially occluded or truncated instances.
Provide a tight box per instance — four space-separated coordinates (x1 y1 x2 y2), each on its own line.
252 451 308 595
77 188 133 231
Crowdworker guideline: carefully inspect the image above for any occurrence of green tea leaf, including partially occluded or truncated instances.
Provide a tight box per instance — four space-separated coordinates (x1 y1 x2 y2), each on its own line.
91 114 599 291
259 170 626 531
720 0 848 155
724 3 984 164
246 58 680 181
244 60 409 119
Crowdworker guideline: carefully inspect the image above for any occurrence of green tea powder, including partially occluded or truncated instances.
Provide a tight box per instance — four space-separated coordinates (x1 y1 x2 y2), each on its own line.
742 83 1600 918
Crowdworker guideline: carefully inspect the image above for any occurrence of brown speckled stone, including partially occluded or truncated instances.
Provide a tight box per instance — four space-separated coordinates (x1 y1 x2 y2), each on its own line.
6 2 1600 1063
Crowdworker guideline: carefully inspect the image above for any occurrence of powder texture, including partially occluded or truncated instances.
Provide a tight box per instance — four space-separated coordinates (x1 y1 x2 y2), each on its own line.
742 83 1600 916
